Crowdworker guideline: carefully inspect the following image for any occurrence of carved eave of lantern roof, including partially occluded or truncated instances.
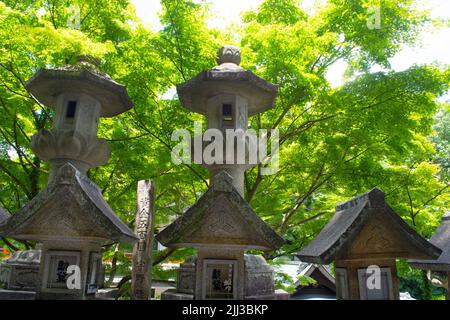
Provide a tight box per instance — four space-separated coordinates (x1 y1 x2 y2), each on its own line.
297 188 442 265
156 171 285 251
176 45 278 117
25 56 133 117
31 128 111 168
409 212 450 271
0 163 137 244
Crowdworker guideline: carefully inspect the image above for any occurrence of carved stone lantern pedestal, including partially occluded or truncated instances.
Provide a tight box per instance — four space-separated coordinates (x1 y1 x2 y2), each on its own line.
157 172 285 300
164 253 275 300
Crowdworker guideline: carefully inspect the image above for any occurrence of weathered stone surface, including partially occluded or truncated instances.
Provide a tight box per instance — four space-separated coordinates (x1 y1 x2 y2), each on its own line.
0 207 10 226
131 180 155 300
0 289 36 300
410 212 450 271
159 45 282 300
0 165 136 300
216 45 242 66
31 129 110 169
244 254 275 299
1 164 136 243
274 289 290 300
296 262 335 289
2 56 135 300
167 253 277 300
95 288 119 300
161 289 194 300
25 56 132 117
177 256 196 294
291 262 336 300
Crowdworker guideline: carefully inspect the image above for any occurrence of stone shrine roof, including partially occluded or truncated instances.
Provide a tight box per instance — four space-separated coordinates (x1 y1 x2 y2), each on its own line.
156 171 285 251
176 45 278 116
296 262 335 287
297 188 441 264
409 212 450 271
25 55 133 117
0 163 137 243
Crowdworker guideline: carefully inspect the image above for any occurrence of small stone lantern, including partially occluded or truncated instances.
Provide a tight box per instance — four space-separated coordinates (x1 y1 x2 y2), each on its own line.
0 56 137 299
28 55 132 181
157 46 285 300
297 188 441 300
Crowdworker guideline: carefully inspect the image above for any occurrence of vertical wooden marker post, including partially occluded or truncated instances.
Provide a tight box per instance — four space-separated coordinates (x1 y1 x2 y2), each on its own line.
131 180 155 300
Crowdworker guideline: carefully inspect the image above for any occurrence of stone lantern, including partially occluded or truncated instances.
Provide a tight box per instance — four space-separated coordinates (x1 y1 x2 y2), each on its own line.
177 45 277 196
157 46 285 300
0 56 137 299
297 188 441 300
27 55 132 181
409 212 450 299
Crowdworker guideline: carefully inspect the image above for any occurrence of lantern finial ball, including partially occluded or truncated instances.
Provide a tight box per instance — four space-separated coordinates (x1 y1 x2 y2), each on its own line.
217 45 241 65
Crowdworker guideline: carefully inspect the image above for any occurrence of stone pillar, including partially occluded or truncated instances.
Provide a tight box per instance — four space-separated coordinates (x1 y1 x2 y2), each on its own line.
131 180 155 300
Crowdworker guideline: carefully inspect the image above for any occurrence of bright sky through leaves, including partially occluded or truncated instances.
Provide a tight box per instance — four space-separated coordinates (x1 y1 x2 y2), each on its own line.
131 0 450 92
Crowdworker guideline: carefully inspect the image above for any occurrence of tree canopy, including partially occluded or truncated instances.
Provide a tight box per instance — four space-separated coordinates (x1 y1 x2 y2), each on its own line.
0 0 448 299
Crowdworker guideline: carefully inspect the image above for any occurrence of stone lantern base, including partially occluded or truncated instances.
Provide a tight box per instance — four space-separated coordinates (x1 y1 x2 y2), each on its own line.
162 254 283 300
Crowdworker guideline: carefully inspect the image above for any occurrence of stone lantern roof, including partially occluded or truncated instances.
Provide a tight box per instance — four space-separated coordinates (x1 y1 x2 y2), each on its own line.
297 188 441 264
156 171 285 251
0 163 137 244
0 206 10 226
409 212 450 271
176 45 278 116
25 55 133 117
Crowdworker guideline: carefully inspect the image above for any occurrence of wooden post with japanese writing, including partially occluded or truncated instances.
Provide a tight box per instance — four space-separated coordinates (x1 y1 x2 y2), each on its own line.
131 180 155 300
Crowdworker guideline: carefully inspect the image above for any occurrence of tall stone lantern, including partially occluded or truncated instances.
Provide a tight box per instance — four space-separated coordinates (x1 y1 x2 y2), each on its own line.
0 56 137 299
157 46 286 300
